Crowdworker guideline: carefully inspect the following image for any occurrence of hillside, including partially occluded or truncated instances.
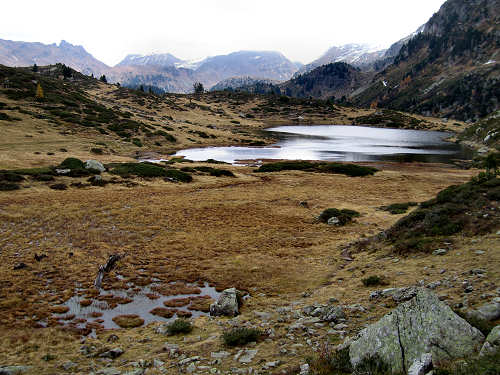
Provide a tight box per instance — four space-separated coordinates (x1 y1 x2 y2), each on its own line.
280 62 370 100
294 44 387 76
354 0 500 121
0 39 109 77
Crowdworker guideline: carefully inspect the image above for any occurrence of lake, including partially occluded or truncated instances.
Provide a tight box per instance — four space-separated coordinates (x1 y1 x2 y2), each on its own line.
175 125 471 164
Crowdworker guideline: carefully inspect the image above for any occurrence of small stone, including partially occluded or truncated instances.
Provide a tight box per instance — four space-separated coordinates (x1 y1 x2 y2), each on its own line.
408 353 432 375
432 249 447 256
61 361 78 371
300 363 310 375
186 363 196 373
475 250 485 255
0 366 32 375
99 348 124 359
211 351 230 359
327 217 340 225
234 349 258 363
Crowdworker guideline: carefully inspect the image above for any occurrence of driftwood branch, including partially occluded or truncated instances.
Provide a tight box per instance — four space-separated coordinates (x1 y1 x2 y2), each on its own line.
94 254 122 289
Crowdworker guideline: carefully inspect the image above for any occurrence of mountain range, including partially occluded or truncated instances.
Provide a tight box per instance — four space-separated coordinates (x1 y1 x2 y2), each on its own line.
0 0 498 121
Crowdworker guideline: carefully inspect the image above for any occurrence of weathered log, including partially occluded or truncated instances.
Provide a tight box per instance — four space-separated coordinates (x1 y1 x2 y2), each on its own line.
94 254 122 289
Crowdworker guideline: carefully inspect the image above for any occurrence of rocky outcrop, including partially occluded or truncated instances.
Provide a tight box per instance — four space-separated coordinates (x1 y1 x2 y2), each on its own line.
84 160 105 173
209 288 239 317
349 288 484 373
480 325 500 357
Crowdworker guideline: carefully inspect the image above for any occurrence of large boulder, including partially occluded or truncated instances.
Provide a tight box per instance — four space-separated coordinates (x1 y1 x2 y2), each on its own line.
84 160 105 173
210 288 239 317
480 325 500 357
349 288 484 374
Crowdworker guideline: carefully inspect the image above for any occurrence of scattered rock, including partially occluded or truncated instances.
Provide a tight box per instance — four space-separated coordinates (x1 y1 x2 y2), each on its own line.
432 249 447 256
99 348 124 359
349 288 484 373
210 287 239 317
85 160 106 173
234 349 258 363
469 299 500 321
13 263 27 270
61 361 78 371
0 366 32 375
55 168 71 175
480 325 500 356
97 368 121 375
327 217 340 225
211 351 230 359
300 363 310 375
407 353 432 375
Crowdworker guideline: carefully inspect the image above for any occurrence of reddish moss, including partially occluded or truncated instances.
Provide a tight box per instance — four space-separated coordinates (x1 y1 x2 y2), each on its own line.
150 307 176 318
163 297 191 308
112 314 144 328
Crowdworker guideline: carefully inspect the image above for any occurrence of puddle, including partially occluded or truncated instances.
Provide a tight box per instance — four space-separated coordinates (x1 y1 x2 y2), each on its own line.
52 280 220 332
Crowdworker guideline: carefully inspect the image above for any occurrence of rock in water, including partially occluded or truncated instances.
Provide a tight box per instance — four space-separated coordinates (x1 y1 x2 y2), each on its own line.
210 288 239 316
84 160 105 173
349 288 484 373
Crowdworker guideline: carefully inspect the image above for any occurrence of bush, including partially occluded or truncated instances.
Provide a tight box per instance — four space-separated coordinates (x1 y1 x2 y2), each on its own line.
380 202 418 214
255 161 377 177
0 182 20 191
223 327 262 347
91 148 104 155
59 157 84 170
0 172 25 182
318 208 360 225
362 276 388 287
167 319 192 335
9 167 54 176
132 138 143 147
164 169 193 183
109 163 167 178
308 346 352 375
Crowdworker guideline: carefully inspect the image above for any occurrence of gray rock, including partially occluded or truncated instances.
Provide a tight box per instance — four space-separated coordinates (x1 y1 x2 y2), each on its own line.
85 160 105 173
299 363 310 375
186 363 196 373
0 367 32 375
99 348 124 359
97 368 121 375
211 351 230 359
476 300 500 321
432 249 448 256
480 325 500 356
327 217 340 225
210 288 239 317
349 288 484 374
123 370 145 375
55 168 71 175
234 349 258 363
61 361 78 370
408 353 432 375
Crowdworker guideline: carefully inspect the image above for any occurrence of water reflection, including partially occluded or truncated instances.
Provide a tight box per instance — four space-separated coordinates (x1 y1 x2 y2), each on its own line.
175 125 471 164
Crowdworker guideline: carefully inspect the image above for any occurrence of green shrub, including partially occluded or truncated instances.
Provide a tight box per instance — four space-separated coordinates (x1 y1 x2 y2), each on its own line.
59 157 84 170
318 208 360 225
164 169 193 183
209 169 235 177
109 163 167 178
0 182 20 191
167 319 192 335
223 327 263 347
380 202 418 214
132 138 143 147
255 161 377 177
91 148 104 155
9 167 54 176
362 276 388 287
0 173 25 183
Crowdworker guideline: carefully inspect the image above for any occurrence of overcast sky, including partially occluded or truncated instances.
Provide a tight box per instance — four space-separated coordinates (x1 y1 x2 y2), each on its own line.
1 0 446 66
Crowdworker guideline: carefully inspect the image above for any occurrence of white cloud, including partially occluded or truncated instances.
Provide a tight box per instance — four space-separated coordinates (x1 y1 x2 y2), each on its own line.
0 0 446 66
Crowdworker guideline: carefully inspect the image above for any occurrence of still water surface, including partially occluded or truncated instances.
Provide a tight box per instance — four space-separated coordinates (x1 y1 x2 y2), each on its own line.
175 125 471 164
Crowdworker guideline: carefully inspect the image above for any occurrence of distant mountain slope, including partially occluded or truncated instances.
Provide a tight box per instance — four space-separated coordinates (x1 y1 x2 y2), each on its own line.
116 53 183 67
0 39 109 76
354 0 500 121
194 51 300 87
294 44 387 76
281 62 370 100
210 76 279 92
113 50 301 93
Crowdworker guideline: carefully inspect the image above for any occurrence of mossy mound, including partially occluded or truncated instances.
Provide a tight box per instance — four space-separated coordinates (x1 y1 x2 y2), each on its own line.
59 157 85 170
112 314 144 328
255 161 377 177
318 208 360 225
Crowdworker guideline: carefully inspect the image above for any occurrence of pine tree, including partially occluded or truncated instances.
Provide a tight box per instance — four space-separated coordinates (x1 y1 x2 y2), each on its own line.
99 75 107 83
35 83 44 101
32 63 38 72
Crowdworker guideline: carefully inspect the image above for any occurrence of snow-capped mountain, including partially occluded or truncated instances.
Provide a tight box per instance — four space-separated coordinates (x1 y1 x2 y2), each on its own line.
294 44 387 77
116 53 183 67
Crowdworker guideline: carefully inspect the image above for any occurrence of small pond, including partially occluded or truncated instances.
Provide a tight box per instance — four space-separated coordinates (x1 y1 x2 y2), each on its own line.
52 280 220 331
175 125 471 164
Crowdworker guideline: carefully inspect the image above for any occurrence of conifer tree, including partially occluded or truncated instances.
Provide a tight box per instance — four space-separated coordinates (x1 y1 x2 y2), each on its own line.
35 83 44 101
